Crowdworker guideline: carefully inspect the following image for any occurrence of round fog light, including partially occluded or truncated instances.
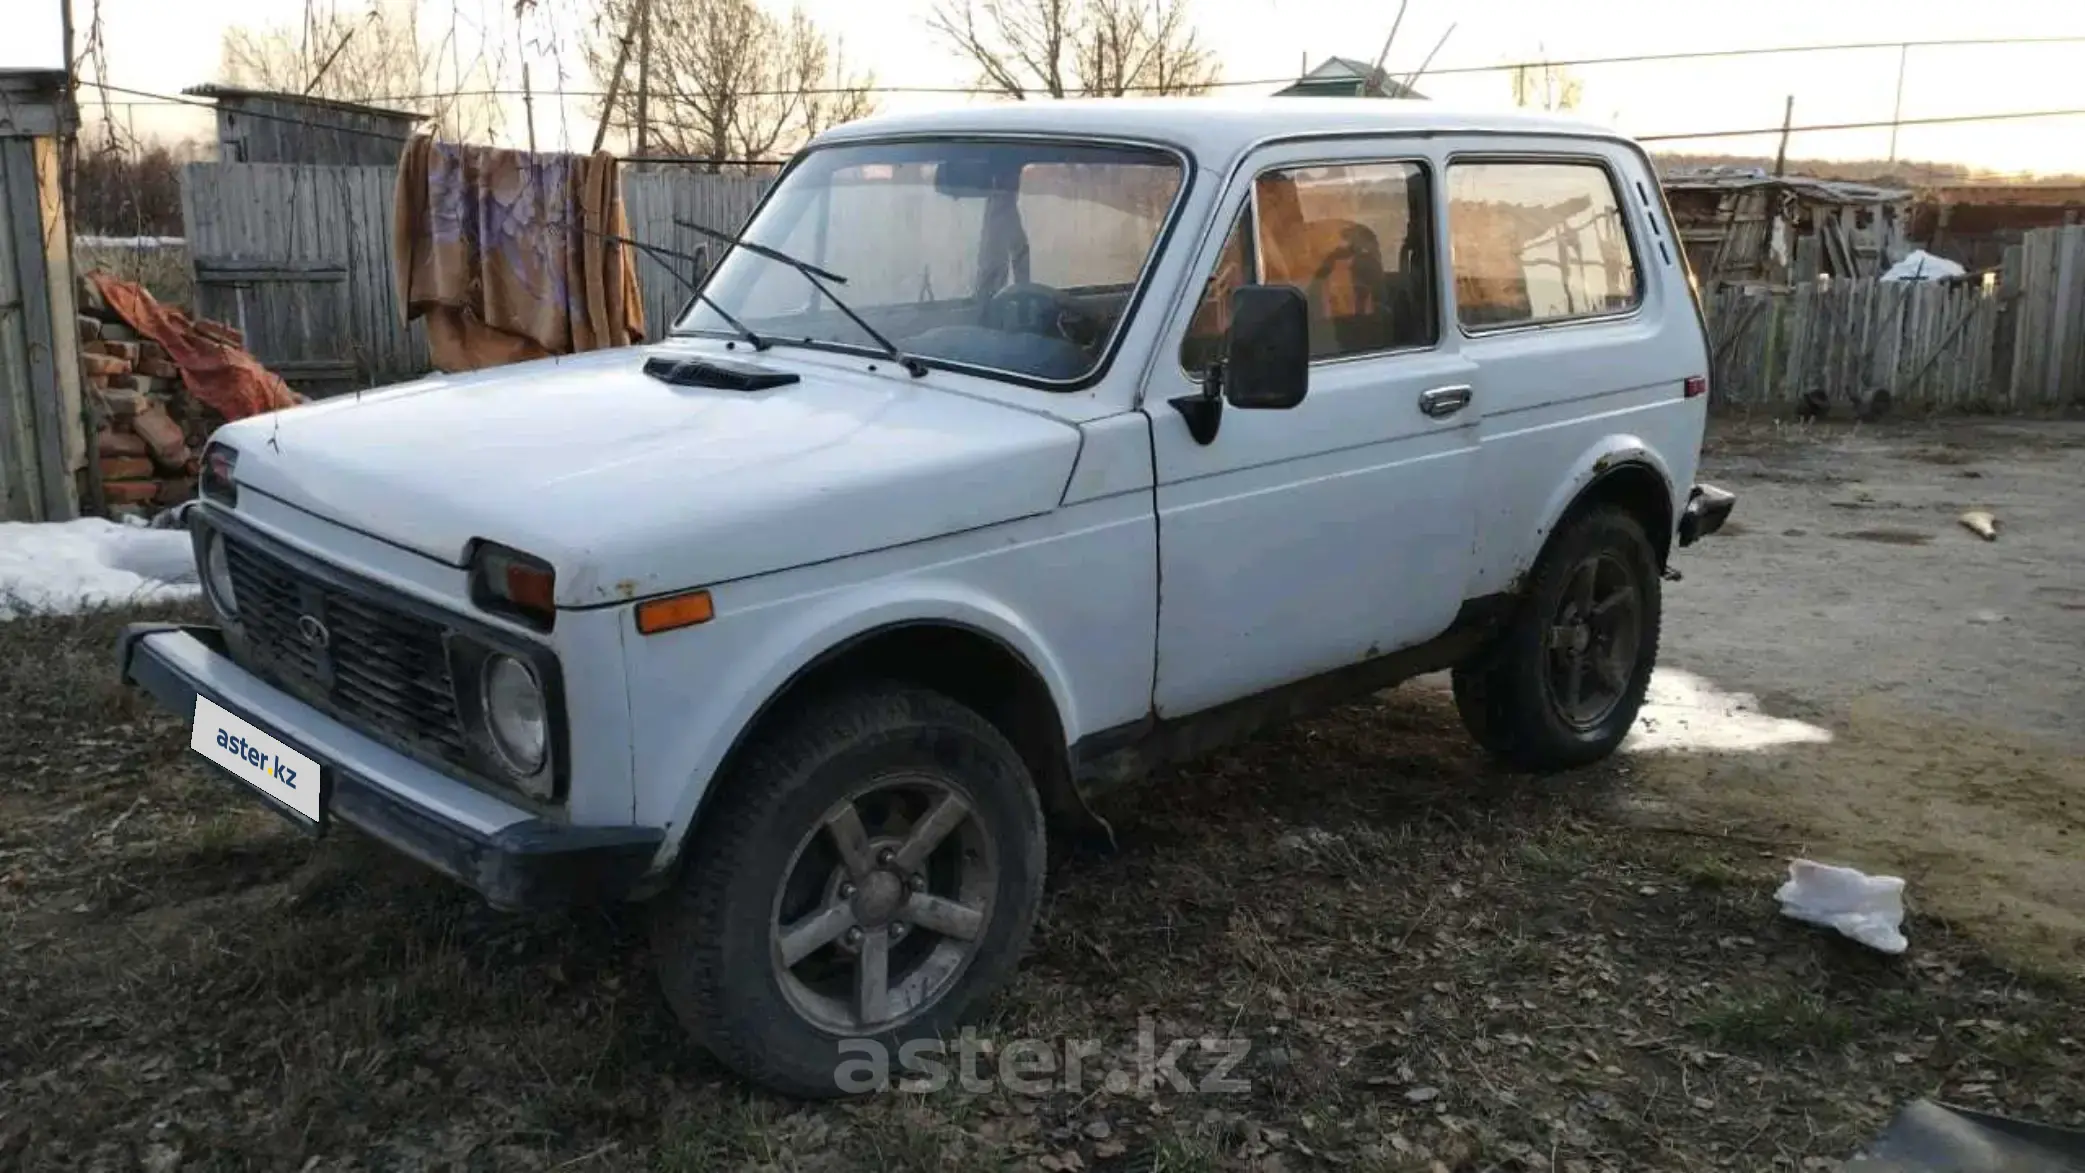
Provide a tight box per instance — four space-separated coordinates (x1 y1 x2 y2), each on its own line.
482 654 547 775
202 530 238 618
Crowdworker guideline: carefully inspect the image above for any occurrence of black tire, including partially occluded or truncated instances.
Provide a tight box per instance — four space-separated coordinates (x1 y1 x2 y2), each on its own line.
1452 505 1662 773
653 682 1045 1099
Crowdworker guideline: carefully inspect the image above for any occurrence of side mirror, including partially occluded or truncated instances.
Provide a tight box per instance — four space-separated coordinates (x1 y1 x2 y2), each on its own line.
1222 285 1310 410
1169 284 1310 445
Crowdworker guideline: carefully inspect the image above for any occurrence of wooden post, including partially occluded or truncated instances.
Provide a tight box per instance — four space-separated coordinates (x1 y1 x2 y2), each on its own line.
1772 95 1794 177
591 3 644 153
2049 225 2081 405
1887 43 1908 163
520 60 537 155
635 0 653 159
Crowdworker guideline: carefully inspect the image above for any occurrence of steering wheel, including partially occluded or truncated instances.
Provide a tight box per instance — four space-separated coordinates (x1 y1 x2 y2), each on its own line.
983 282 1086 343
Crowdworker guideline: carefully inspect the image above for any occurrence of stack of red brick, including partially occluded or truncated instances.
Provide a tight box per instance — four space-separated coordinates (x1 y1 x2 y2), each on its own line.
78 285 243 519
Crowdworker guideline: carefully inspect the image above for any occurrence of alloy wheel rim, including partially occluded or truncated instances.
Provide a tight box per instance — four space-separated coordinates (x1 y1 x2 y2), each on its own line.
769 773 996 1035
1544 552 1642 731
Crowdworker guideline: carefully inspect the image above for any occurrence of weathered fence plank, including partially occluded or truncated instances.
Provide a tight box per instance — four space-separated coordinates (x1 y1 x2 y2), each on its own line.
621 170 770 342
1707 276 2005 413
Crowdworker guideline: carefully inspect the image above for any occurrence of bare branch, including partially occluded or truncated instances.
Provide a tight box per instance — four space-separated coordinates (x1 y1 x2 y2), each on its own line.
930 0 1218 101
585 0 874 167
218 0 504 141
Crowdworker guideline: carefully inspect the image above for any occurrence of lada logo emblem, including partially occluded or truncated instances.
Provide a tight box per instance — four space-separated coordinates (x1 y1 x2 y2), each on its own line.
297 614 331 649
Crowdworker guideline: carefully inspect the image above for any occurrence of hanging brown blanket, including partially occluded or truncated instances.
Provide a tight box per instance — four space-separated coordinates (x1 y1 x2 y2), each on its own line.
392 136 646 373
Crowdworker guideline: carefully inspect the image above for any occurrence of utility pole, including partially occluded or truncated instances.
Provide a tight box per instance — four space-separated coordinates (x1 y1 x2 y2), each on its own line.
634 0 653 159
590 2 643 153
1772 94 1794 176
1887 42 1909 163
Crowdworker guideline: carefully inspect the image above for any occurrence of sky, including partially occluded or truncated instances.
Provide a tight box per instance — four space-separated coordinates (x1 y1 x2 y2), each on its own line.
10 0 2085 175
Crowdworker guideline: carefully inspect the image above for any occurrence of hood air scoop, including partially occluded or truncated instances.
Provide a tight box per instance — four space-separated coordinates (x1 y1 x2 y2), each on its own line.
643 355 801 392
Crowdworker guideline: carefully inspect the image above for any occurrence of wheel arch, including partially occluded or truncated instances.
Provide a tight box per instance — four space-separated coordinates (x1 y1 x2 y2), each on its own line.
663 614 1081 880
1523 438 1681 583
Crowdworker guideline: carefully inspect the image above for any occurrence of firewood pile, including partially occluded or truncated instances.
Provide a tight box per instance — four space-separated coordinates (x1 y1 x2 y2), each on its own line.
77 276 251 519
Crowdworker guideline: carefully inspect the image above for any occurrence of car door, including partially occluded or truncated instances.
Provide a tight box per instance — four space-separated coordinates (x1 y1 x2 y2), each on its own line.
1145 139 1481 719
1442 147 1696 599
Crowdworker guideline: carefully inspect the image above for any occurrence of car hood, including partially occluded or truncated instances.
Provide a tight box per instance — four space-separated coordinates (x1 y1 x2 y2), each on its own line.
217 346 1084 605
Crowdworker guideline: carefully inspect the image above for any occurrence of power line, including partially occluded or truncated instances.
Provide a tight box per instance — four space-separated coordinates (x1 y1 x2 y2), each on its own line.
85 81 415 143
1417 33 2085 78
80 81 785 164
91 33 2085 106
78 81 2085 166
1637 107 2085 143
387 31 2085 99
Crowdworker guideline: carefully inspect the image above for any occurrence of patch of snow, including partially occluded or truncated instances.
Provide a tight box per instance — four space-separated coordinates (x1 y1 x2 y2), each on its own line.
1881 249 1966 283
1625 669 1833 754
0 519 200 620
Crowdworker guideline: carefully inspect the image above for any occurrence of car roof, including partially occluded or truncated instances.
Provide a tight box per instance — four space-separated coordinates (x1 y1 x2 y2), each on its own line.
811 96 1628 169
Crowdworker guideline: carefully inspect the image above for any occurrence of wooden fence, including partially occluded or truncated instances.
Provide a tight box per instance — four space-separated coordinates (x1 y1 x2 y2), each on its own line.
181 163 420 394
177 161 2085 412
622 170 771 344
1703 224 2085 412
179 162 770 393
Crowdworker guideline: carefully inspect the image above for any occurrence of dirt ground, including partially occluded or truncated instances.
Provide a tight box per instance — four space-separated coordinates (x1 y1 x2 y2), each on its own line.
1 417 2081 1171
1631 417 2085 976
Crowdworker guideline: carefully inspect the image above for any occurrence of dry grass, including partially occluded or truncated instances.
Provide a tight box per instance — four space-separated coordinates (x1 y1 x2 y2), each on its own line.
76 242 194 311
2 604 2081 1170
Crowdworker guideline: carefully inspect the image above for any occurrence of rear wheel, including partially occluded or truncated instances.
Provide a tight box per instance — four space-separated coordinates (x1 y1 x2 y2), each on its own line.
653 683 1045 1098
1453 506 1661 772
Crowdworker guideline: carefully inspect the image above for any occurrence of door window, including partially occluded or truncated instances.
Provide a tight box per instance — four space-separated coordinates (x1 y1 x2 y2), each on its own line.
1181 160 1438 368
1446 161 1640 329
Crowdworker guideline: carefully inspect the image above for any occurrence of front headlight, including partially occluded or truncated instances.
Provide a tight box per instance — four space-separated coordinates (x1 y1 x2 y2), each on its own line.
201 529 238 618
481 654 547 777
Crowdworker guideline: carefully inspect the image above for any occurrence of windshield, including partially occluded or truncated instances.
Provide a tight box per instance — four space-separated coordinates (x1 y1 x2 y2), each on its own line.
675 139 1186 384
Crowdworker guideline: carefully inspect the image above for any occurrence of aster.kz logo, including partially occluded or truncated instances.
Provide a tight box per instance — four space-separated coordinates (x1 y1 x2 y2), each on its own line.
214 727 302 790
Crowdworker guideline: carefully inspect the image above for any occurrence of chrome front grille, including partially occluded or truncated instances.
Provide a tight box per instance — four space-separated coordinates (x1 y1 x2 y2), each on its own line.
221 536 472 768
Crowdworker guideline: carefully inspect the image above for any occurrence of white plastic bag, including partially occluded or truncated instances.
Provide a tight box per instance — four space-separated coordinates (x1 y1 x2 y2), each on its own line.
1880 249 1966 282
1775 859 1908 954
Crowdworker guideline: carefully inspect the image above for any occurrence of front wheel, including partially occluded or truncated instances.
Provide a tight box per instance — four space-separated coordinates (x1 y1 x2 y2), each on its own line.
1452 506 1662 772
652 683 1045 1098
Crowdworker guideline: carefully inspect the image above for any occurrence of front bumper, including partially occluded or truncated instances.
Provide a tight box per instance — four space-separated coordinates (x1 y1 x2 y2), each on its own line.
117 623 663 912
1677 483 1736 547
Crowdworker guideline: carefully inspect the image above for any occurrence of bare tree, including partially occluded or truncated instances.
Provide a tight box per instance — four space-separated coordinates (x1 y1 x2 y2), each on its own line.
927 0 1219 100
219 1 503 141
1510 49 1583 112
584 0 875 167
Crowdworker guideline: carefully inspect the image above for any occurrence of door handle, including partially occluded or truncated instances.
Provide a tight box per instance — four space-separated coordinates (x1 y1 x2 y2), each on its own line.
1419 384 1473 418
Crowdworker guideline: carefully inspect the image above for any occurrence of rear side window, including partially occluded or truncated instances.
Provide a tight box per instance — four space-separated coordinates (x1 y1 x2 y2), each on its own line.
1181 160 1438 367
1447 160 1639 330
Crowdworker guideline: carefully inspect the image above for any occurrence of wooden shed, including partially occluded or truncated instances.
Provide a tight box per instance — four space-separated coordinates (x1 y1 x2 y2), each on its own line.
1661 169 1910 288
0 69 90 521
1910 184 2085 275
183 85 424 166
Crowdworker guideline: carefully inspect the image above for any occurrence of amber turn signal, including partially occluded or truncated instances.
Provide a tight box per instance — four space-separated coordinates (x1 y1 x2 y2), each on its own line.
635 590 714 635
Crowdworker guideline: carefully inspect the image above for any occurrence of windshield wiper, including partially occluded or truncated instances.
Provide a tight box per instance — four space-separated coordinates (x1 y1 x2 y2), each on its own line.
596 231 768 352
674 217 928 378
